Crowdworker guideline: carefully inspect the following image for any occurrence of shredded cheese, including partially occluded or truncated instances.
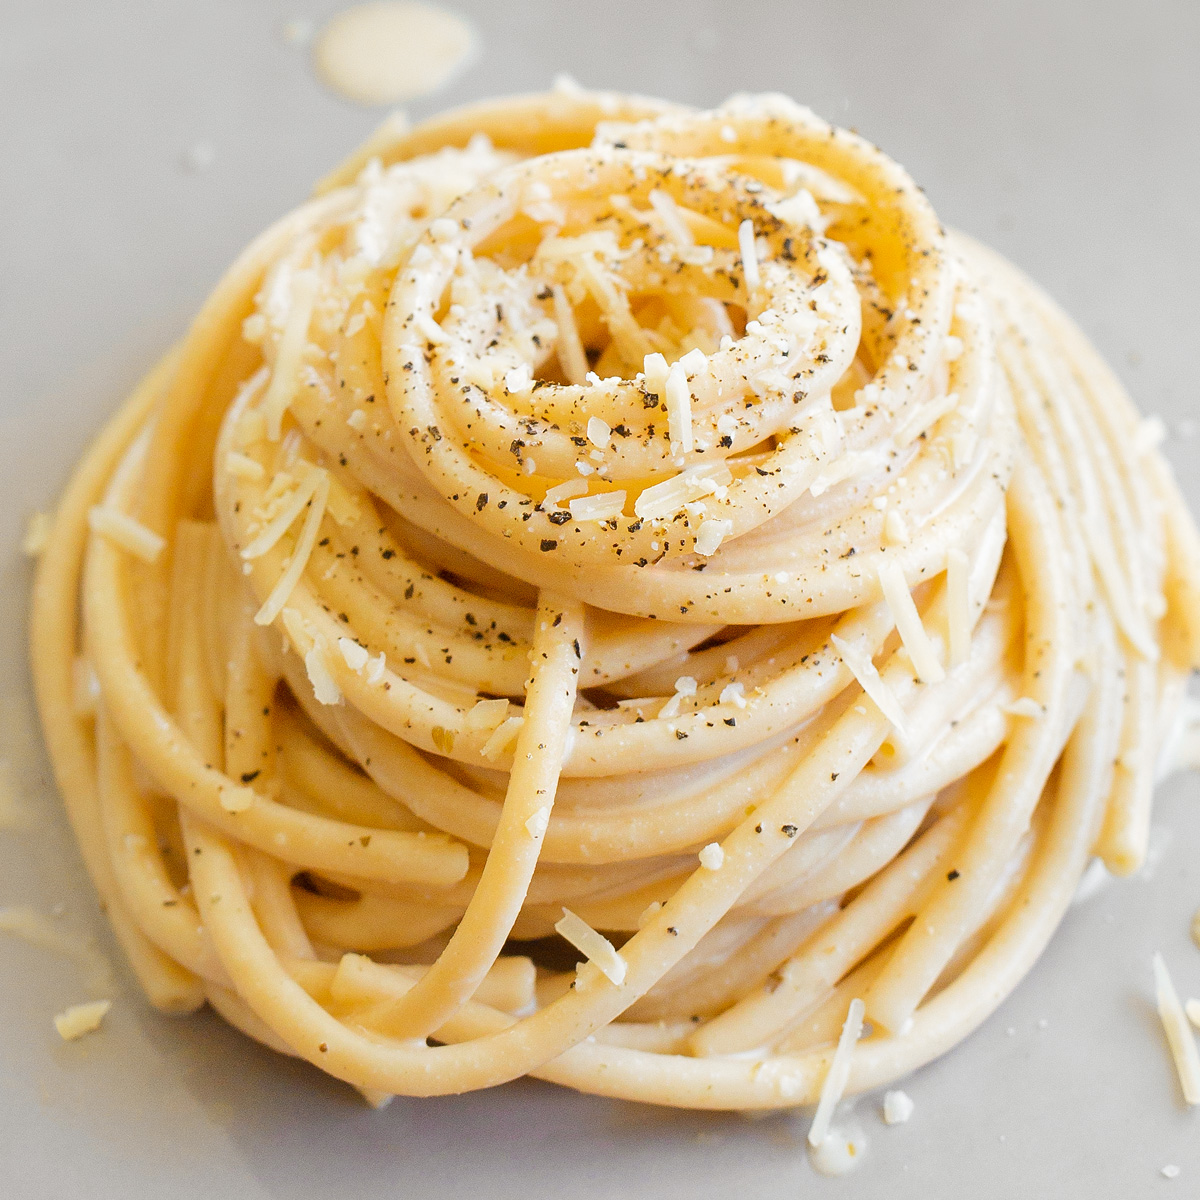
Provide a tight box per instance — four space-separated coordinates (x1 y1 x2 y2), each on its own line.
569 491 626 523
338 637 370 671
552 284 588 385
635 464 731 521
54 999 112 1041
225 451 265 481
737 219 760 293
262 268 318 440
878 559 945 684
946 547 971 667
253 472 330 626
305 642 343 705
525 805 551 840
556 907 627 986
694 518 732 556
241 469 327 560
698 842 725 870
665 362 694 454
481 715 523 760
647 188 694 248
88 506 165 563
586 415 612 449
882 1089 914 1124
1153 951 1200 1105
830 633 908 738
464 698 509 732
809 997 866 1147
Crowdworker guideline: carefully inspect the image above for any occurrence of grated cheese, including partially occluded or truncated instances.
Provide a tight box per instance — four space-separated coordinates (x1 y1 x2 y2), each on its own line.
1003 697 1045 719
225 451 266 481
719 681 747 708
556 907 627 986
464 698 509 732
830 633 908 738
346 408 367 432
883 509 909 546
241 469 327 560
54 999 112 1041
642 352 670 397
305 642 343 705
737 219 760 293
946 547 971 667
1153 951 1200 1105
253 472 330 627
365 652 387 685
809 997 866 1147
587 415 612 449
481 715 524 760
694 518 732 556
647 188 695 248
338 637 370 671
698 842 725 870
552 285 588 385
878 559 945 684
544 479 588 510
569 491 626 523
635 464 731 521
665 362 694 454
262 269 318 440
88 506 165 564
882 1089 914 1124
22 511 52 557
525 805 551 840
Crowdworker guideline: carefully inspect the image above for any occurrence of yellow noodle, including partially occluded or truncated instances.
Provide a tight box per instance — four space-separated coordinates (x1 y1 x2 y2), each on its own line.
28 89 1199 1113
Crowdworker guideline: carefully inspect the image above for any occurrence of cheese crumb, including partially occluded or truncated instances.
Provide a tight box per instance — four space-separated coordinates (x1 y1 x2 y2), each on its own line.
698 842 725 870
337 637 369 672
54 999 112 1041
88 506 165 563
556 907 627 986
587 415 612 449
525 805 551 840
882 1089 914 1124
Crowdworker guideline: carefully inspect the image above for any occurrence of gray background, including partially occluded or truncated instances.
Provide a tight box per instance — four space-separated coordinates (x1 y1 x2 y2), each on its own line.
1 1 1198 1196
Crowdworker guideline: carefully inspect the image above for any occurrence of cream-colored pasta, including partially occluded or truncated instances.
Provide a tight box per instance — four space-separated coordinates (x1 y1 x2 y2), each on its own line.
30 88 1200 1110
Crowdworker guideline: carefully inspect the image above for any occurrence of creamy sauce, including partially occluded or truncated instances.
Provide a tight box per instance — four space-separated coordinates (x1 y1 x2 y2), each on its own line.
313 2 477 106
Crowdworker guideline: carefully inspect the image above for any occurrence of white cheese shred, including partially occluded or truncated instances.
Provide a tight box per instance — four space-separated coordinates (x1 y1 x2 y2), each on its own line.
698 843 725 870
253 472 330 627
569 491 627 523
1153 951 1200 1105
878 558 945 684
262 268 318 440
830 633 908 739
556 907 627 986
88 506 165 564
738 219 760 294
552 285 588 386
665 361 694 454
882 1089 914 1124
54 999 112 1041
808 997 866 1147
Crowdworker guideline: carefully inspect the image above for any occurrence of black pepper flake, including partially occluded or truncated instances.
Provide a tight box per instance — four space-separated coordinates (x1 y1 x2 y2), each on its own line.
667 926 678 935
781 824 799 838
724 718 736 727
947 869 960 881
240 770 260 784
548 510 571 525
540 539 558 552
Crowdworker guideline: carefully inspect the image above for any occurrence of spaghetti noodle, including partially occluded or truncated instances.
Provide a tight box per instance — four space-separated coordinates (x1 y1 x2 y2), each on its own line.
29 88 1200 1113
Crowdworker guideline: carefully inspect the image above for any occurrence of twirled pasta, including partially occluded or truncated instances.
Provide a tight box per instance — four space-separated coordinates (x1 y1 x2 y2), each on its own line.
30 88 1200 1111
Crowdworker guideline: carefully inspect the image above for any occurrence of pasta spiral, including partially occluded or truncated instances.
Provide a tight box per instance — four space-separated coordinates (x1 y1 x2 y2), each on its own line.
30 88 1200 1110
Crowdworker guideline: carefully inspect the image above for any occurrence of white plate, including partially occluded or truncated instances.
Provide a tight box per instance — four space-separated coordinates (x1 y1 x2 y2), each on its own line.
2 2 1198 1195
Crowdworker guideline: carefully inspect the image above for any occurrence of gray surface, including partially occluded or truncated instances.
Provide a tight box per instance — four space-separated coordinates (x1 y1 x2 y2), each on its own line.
1 1 1198 1196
